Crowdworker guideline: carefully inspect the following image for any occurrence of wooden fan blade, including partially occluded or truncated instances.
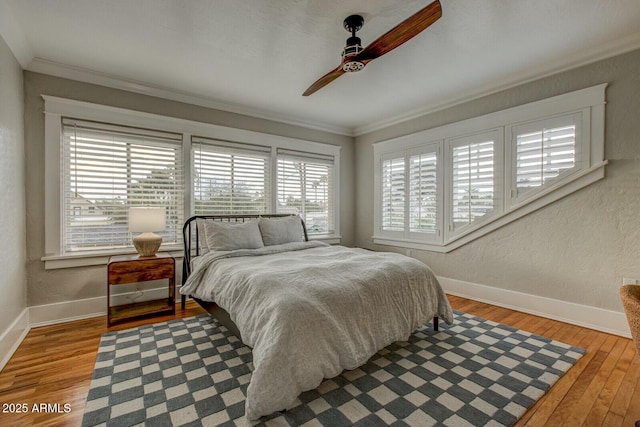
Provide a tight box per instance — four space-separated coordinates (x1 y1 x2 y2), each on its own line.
303 65 346 96
356 0 442 63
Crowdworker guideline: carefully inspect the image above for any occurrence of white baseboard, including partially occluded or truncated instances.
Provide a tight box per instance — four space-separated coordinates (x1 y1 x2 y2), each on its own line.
0 308 30 372
439 276 631 338
2 279 631 373
29 296 106 327
1 286 182 372
29 285 179 327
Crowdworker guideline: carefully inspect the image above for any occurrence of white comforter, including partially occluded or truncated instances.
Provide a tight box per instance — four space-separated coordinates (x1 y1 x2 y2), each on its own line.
180 241 453 420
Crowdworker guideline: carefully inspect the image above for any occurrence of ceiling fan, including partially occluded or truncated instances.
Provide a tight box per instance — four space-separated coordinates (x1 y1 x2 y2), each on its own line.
302 0 442 96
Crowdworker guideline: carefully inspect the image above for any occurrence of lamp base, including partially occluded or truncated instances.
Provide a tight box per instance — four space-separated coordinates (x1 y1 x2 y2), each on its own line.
133 232 162 257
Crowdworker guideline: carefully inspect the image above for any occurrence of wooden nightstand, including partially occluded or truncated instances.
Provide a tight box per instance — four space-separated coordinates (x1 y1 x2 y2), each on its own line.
107 253 175 326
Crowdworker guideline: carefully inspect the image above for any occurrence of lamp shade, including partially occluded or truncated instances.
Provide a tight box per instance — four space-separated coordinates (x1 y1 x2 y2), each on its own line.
128 207 166 232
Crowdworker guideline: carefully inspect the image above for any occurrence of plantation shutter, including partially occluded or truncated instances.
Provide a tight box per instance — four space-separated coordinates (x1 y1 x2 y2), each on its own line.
409 147 439 237
381 154 405 233
192 137 270 215
513 112 581 203
62 118 183 253
276 149 334 235
450 132 498 234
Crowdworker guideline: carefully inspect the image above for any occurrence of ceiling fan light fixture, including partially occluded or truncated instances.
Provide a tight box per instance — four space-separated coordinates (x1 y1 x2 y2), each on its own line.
342 59 365 72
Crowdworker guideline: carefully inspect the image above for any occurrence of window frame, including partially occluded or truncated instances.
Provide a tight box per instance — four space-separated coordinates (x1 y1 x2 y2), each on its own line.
379 151 407 239
276 149 337 237
60 118 185 253
43 96 341 269
375 143 444 243
445 128 504 241
191 137 272 216
507 109 590 209
373 84 607 253
407 143 443 242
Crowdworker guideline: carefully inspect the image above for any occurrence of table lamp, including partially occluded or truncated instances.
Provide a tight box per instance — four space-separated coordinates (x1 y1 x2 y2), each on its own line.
128 207 166 256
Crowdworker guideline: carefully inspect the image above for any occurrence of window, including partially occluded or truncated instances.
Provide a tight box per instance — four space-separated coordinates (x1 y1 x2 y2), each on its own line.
448 130 502 237
381 154 405 233
373 84 607 252
43 96 341 268
379 144 442 242
62 119 183 253
408 149 439 236
277 149 335 235
510 112 583 205
192 137 270 215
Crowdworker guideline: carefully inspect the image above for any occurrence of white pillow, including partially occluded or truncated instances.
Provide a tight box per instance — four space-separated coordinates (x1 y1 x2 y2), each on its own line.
204 220 264 251
259 216 305 246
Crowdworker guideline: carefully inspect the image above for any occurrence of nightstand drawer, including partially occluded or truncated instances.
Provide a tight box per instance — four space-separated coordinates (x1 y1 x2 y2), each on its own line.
108 257 174 284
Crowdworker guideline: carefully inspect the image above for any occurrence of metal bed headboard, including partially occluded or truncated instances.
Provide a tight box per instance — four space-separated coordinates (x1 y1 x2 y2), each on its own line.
182 214 308 285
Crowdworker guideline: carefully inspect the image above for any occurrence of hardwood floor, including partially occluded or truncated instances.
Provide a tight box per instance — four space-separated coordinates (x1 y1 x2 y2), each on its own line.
0 296 638 427
450 296 640 427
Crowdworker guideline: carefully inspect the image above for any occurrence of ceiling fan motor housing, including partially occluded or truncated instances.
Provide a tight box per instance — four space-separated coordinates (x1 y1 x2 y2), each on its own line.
342 15 366 72
342 38 364 72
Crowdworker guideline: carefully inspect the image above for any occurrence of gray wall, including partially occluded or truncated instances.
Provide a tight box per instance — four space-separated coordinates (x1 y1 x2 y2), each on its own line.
0 35 26 334
17 48 640 316
23 72 354 307
355 48 640 313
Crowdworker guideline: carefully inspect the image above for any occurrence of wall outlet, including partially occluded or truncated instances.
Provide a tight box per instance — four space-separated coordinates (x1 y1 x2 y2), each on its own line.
622 277 637 285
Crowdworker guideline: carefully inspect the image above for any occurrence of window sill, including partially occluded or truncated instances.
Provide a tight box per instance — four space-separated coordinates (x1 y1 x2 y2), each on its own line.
42 245 184 270
309 234 342 245
372 237 448 253
42 234 343 269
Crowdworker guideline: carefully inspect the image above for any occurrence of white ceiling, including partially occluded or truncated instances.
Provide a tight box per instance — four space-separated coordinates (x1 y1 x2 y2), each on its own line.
3 0 640 135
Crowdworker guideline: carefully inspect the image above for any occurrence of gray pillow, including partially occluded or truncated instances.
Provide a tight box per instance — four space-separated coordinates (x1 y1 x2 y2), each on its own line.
204 220 264 251
195 218 210 254
259 216 305 246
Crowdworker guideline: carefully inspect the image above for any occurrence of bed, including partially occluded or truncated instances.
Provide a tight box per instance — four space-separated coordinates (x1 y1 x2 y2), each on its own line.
180 214 454 421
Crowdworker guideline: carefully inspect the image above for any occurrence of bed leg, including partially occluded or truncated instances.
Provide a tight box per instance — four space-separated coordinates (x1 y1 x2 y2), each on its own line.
433 316 439 331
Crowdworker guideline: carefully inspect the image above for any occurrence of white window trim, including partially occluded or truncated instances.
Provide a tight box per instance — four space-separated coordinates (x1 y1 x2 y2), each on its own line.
42 96 341 269
373 83 607 253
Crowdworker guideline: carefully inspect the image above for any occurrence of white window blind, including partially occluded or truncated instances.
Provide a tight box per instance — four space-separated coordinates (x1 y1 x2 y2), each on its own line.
62 119 183 253
277 149 334 235
451 134 497 232
192 137 270 215
381 155 405 232
513 113 581 202
409 150 438 235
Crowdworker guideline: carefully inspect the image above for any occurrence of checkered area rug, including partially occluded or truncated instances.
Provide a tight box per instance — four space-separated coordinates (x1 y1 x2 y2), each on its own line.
82 311 584 427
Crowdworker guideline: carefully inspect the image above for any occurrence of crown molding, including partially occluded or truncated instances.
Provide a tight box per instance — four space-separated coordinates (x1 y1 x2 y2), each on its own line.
26 57 354 137
353 30 640 136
